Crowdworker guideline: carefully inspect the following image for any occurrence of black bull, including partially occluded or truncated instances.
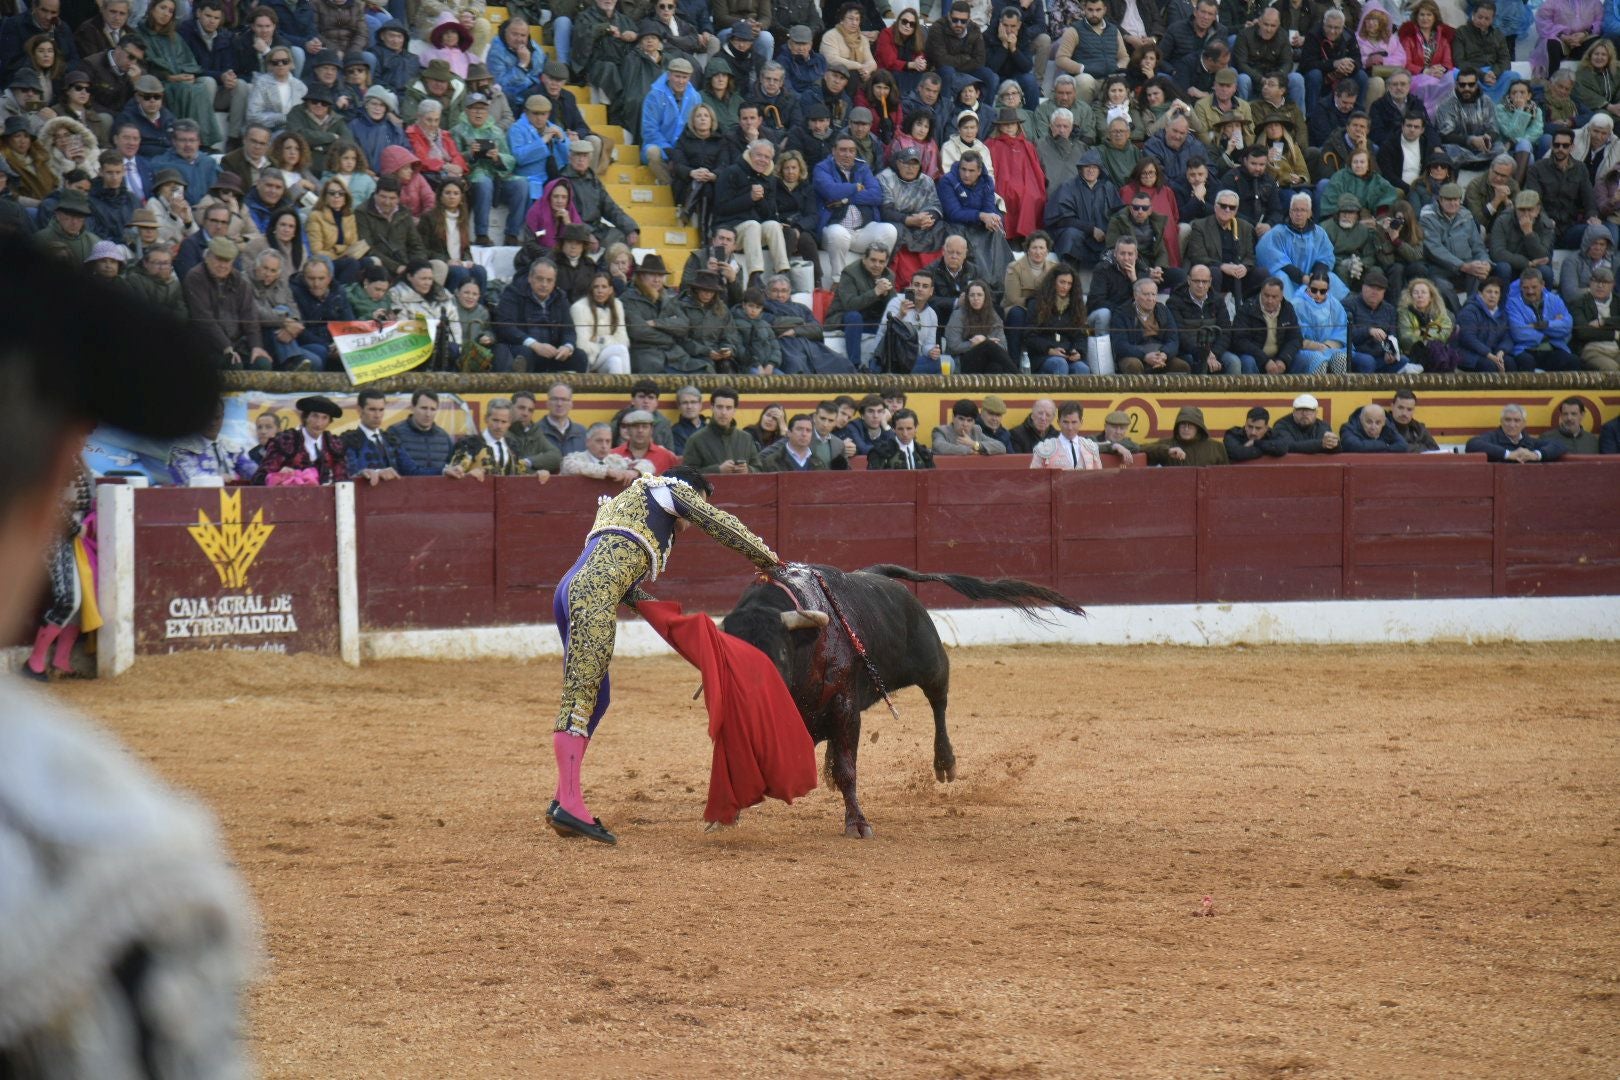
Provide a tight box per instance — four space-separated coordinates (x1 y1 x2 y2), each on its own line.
721 564 1084 838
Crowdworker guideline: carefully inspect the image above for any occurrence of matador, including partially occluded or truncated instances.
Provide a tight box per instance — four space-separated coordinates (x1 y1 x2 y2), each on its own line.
549 466 780 844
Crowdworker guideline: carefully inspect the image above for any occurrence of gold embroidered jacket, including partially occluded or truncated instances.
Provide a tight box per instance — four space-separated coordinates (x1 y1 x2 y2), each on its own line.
586 475 779 581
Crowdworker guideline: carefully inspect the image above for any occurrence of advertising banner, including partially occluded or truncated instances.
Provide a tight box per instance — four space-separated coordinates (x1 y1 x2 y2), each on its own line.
135 487 339 656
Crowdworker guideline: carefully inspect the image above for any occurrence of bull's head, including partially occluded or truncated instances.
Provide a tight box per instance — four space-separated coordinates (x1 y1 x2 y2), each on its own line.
721 599 828 682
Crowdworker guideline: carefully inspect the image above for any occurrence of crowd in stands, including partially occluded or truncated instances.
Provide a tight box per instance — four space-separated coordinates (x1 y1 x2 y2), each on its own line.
166 381 1620 484
14 0 1620 376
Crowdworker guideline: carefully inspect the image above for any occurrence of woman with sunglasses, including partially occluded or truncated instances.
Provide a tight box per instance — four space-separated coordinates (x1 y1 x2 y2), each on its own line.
246 45 307 131
55 72 111 148
1292 269 1351 373
876 6 931 93
308 178 370 282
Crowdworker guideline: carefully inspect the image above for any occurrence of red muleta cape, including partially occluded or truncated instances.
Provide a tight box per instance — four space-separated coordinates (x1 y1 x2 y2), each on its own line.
636 600 818 825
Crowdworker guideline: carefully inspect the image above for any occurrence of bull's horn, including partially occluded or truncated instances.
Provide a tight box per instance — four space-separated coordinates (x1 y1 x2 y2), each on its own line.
779 610 831 630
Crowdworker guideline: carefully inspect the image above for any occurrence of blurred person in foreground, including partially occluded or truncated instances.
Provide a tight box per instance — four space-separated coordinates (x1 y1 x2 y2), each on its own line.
0 232 257 1076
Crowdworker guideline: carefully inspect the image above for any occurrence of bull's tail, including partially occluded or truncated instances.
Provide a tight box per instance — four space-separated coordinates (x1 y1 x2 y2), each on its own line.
861 564 1086 619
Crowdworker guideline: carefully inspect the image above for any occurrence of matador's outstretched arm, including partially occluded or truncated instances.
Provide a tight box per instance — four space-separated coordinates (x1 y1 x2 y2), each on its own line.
668 485 781 570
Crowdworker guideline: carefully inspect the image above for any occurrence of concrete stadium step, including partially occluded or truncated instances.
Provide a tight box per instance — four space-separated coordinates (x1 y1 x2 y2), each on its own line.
607 182 674 208
644 224 700 247
604 162 656 185
577 101 607 125
626 204 682 226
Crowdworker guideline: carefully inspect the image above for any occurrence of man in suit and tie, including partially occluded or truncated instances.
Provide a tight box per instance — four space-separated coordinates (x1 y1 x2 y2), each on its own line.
866 408 935 470
1030 401 1103 469
343 388 436 481
447 398 551 479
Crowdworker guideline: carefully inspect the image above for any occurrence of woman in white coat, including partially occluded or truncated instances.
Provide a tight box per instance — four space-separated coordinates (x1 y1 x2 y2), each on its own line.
570 270 632 374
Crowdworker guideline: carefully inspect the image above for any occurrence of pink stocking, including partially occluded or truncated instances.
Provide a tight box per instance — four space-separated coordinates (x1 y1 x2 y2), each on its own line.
552 731 592 821
51 625 80 673
27 625 61 675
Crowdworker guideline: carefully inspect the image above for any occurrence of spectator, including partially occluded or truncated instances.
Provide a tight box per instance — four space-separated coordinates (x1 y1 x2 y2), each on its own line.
1557 222 1620 304
1272 393 1341 454
1043 148 1116 267
867 407 933 469
757 411 825 472
452 92 525 247
1009 397 1058 453
926 0 996 100
670 385 706 453
1454 276 1514 372
1258 192 1345 298
1167 263 1240 373
494 259 579 373
1420 181 1492 300
1112 276 1186 374
1301 9 1364 112
1489 188 1555 281
675 268 743 374
1392 276 1456 372
1343 270 1406 373
1092 409 1139 465
1224 405 1288 461
168 400 256 485
528 382 584 457
343 388 429 480
1465 403 1568 461
1175 0 1233 87
678 224 745 306
1506 266 1579 370
482 390 556 475
1600 414 1620 453
931 398 1007 456
385 389 456 472
945 278 1017 372
640 57 697 187
569 270 632 375
1143 406 1228 466
838 393 888 455
681 386 761 474
810 400 855 468
245 46 304 131
1030 401 1102 469
1541 396 1601 453
1339 402 1410 453
119 72 177 157
289 256 351 367
1529 126 1605 249
560 421 648 482
1382 388 1437 451
1220 142 1280 238
878 144 949 267
1086 235 1144 330
345 261 393 318
1054 0 1128 103
1455 1 1518 102
816 133 895 278
355 176 428 278
1569 264 1620 371
612 410 681 473
447 398 546 479
1025 263 1089 374
870 268 940 373
1106 181 1182 287
256 394 349 483
829 243 895 370
977 395 1012 451
613 385 673 454
1185 187 1256 301
731 286 781 374
621 253 690 373
182 235 270 367
123 241 186 314
37 187 101 262
715 138 790 282
762 273 845 374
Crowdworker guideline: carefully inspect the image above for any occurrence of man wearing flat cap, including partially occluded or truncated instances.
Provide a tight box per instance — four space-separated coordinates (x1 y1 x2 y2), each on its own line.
120 73 176 157
39 187 103 262
184 235 271 368
256 395 350 483
555 136 638 252
452 90 527 246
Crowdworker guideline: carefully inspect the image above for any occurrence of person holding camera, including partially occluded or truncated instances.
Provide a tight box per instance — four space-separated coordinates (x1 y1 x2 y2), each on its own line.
452 91 528 246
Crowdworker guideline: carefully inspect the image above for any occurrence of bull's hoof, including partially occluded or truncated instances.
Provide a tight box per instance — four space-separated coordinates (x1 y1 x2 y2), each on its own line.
934 764 957 783
844 821 874 839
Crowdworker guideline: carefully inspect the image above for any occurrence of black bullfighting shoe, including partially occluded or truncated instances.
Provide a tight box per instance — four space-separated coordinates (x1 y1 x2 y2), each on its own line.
546 800 609 838
549 805 617 845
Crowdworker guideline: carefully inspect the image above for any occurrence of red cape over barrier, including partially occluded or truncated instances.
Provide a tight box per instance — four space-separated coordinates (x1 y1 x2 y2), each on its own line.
635 600 818 825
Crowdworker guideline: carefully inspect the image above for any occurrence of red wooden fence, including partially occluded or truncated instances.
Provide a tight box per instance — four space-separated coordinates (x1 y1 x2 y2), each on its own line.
344 460 1620 630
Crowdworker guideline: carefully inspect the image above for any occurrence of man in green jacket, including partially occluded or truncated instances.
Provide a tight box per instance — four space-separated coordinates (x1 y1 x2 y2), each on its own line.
354 179 429 279
827 243 895 371
680 387 762 474
1144 406 1231 467
508 390 565 472
452 94 527 247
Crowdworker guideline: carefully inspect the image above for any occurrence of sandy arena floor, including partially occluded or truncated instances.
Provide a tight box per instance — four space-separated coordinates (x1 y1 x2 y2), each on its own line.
60 642 1620 1079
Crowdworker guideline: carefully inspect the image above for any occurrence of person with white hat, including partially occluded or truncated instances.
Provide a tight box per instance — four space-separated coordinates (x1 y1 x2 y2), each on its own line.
1271 393 1342 453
